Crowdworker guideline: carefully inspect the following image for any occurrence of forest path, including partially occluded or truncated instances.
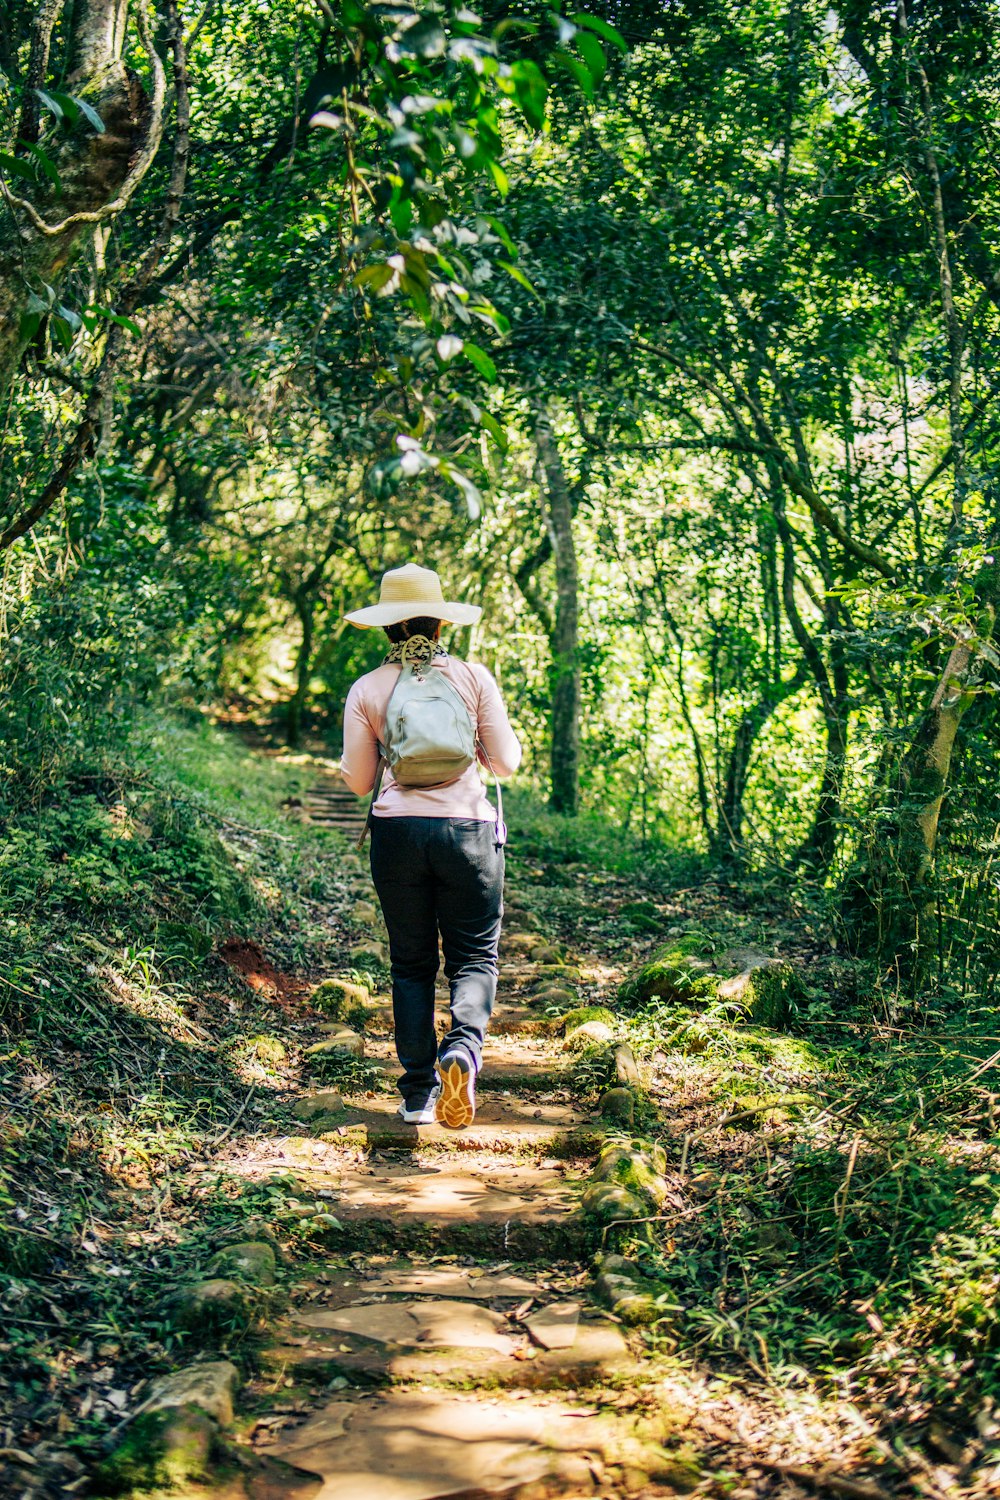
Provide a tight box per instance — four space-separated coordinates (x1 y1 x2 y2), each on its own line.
232 824 689 1500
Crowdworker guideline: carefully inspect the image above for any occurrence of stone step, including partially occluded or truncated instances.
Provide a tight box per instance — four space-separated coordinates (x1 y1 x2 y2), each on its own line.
263 1308 633 1393
303 1094 602 1158
253 1386 667 1500
285 1159 592 1257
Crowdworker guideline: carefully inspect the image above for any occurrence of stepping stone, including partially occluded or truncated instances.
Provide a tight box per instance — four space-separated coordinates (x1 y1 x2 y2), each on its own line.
270 1389 602 1499
359 1268 545 1301
524 1300 581 1350
297 1299 518 1355
308 1162 580 1257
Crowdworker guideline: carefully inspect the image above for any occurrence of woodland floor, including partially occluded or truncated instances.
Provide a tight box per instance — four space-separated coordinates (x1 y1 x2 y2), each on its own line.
1 722 998 1500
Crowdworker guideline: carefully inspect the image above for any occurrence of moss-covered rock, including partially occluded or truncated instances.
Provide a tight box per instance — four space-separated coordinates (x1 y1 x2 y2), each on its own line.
533 964 584 986
205 1240 276 1287
594 1268 663 1326
305 1029 364 1063
311 977 371 1018
530 942 564 964
293 1089 345 1122
619 932 796 1027
563 1021 615 1051
142 1361 241 1426
619 900 661 933
93 1408 218 1495
530 984 579 1009
350 942 387 968
580 1180 649 1229
599 1087 636 1125
562 1005 616 1035
591 1143 668 1209
160 1278 250 1337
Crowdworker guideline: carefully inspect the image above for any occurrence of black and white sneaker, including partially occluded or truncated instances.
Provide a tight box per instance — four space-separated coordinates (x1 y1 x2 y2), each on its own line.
397 1088 439 1125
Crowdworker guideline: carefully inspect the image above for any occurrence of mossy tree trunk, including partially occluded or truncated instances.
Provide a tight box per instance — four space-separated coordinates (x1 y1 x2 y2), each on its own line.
0 0 158 401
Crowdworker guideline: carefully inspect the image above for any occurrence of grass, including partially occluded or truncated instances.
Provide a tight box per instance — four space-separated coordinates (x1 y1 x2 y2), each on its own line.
0 714 366 1482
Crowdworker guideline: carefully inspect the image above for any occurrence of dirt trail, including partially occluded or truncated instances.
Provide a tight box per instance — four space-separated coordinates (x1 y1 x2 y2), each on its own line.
227 793 689 1499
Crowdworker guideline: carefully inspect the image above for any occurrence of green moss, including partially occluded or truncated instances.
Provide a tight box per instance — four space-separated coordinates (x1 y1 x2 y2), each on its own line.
312 977 371 1018
93 1408 217 1496
619 932 716 1006
619 900 661 933
562 1005 616 1035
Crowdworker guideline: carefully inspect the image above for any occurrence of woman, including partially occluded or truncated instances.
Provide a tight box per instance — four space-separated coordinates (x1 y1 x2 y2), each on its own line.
340 564 522 1127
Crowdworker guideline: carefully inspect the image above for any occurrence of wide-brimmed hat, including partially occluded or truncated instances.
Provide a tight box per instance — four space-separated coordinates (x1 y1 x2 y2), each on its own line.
343 564 482 629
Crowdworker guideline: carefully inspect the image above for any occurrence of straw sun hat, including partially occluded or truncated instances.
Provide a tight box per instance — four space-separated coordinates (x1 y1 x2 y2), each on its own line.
343 564 482 629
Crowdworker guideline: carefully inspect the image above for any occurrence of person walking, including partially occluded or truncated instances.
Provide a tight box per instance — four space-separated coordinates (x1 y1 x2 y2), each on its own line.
339 564 522 1128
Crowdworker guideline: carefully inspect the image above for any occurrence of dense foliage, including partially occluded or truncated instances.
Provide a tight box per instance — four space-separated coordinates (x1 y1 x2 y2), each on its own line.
2 2 1000 1487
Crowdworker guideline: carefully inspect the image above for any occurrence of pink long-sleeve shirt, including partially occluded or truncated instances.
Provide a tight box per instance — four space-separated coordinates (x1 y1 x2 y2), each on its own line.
340 655 522 819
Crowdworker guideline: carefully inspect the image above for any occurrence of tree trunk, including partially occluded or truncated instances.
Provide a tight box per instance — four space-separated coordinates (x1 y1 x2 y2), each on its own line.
287 595 314 749
0 0 155 400
533 404 580 816
714 663 809 864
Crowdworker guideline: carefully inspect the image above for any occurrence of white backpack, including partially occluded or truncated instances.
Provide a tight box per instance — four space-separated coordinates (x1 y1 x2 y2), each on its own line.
356 657 506 848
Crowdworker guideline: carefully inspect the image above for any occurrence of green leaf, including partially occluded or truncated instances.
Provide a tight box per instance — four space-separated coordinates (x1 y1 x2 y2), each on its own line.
488 158 509 196
23 141 61 190
34 88 65 122
571 13 628 51
575 31 606 83
498 259 538 296
45 89 105 133
355 263 395 291
511 58 548 131
482 213 517 257
463 343 498 382
399 17 447 58
480 411 508 451
555 49 594 100
0 151 38 187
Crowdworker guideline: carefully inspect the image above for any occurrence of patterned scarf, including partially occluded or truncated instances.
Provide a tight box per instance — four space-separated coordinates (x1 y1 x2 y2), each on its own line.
383 634 446 668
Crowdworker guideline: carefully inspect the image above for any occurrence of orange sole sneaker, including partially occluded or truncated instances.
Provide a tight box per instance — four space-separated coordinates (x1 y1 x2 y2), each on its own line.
434 1055 476 1129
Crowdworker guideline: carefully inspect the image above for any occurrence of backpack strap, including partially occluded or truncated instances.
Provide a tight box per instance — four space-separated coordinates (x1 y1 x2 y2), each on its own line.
355 752 387 851
477 740 507 849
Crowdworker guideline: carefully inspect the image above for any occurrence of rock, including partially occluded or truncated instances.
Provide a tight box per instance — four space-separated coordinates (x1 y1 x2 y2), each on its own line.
311 977 371 1017
562 1005 616 1036
618 900 661 933
500 931 541 957
580 1180 649 1230
533 964 583 985
306 1030 364 1061
142 1360 241 1427
594 1269 662 1326
563 1021 615 1050
350 900 380 926
530 985 578 1009
591 1143 668 1209
293 1090 345 1121
599 1088 635 1125
614 1043 642 1088
212 1215 287 1262
530 942 564 964
350 942 387 967
619 932 796 1026
205 1241 276 1287
94 1408 218 1494
239 1034 287 1066
161 1279 249 1334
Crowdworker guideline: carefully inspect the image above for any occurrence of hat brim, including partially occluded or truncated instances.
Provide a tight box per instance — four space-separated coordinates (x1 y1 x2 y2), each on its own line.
343 600 482 629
